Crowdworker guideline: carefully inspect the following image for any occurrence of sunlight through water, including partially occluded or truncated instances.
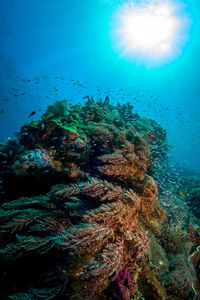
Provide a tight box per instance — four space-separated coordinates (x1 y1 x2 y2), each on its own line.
110 0 191 66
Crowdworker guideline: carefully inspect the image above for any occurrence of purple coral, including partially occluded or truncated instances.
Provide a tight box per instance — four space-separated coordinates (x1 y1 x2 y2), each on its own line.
112 265 137 300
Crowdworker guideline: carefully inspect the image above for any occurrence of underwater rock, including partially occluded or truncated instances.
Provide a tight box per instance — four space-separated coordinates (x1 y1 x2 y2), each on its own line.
162 254 196 300
13 149 52 175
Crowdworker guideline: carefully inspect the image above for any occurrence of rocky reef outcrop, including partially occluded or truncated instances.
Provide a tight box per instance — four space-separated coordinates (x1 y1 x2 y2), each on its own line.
0 97 199 299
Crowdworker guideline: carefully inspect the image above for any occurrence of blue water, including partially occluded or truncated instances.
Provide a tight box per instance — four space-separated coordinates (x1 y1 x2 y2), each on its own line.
0 0 200 173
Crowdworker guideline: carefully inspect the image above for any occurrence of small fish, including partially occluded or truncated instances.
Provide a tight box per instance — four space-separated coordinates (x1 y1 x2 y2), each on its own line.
0 109 5 114
178 191 185 198
50 137 58 140
29 111 36 117
41 169 50 173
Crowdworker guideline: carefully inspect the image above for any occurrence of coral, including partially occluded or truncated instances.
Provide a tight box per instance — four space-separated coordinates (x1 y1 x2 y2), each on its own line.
2 96 199 299
42 100 68 119
184 177 200 218
97 142 148 185
137 262 166 300
78 241 125 298
87 122 115 155
0 176 163 299
7 287 64 300
148 234 169 275
161 254 196 300
126 117 169 171
160 229 185 255
13 149 52 175
104 263 138 300
189 246 200 299
0 97 170 299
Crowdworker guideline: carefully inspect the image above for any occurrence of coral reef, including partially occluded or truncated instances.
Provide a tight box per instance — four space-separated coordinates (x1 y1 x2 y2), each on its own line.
0 97 199 299
103 263 140 300
180 176 200 218
189 246 200 299
160 254 196 300
0 176 161 299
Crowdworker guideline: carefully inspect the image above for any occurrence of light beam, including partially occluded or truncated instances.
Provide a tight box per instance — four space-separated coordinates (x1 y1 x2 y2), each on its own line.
111 0 191 66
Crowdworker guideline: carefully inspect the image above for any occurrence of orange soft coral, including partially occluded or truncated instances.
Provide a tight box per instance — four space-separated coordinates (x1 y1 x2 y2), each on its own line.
98 142 148 184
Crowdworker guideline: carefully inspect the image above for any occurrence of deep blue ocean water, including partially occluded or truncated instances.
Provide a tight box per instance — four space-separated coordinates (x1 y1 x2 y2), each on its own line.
0 0 200 174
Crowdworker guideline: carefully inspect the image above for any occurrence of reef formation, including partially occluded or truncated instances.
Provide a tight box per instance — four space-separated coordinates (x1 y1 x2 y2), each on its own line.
0 97 199 299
